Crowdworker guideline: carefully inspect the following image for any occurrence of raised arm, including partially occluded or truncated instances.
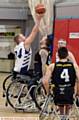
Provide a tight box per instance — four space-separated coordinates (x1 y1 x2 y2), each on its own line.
24 14 44 49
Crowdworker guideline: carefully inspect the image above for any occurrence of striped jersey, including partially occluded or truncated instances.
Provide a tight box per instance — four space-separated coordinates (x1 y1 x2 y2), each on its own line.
14 42 32 75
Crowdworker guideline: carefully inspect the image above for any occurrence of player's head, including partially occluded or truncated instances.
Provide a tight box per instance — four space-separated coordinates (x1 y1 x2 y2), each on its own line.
40 36 48 46
58 47 68 59
58 39 67 48
14 34 26 44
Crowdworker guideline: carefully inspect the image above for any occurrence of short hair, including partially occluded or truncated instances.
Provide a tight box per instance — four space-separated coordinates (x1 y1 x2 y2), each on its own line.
40 36 50 47
58 47 68 59
46 38 51 47
14 34 20 44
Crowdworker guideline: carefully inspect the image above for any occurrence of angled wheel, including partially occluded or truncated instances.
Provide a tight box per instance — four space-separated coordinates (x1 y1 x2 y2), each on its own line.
6 81 28 109
3 74 13 97
33 83 46 111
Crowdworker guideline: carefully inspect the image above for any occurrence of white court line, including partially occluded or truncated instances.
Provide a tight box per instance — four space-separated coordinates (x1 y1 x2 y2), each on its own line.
0 117 39 120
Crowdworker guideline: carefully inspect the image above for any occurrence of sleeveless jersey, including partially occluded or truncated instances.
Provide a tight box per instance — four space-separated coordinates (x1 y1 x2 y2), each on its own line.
52 61 76 87
34 47 50 66
14 42 32 75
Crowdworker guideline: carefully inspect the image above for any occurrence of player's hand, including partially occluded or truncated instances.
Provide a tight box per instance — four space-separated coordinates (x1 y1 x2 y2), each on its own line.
35 13 44 23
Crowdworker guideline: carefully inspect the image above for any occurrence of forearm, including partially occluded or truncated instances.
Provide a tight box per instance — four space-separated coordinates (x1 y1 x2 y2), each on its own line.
40 50 48 75
42 64 53 94
42 77 49 94
33 20 40 32
24 14 44 47
25 23 39 46
41 57 47 75
42 65 46 76
30 22 39 39
76 81 79 96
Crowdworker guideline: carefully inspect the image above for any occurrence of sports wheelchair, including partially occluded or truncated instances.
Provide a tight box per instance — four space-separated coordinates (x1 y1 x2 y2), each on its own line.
35 83 79 120
5 71 46 112
2 69 34 97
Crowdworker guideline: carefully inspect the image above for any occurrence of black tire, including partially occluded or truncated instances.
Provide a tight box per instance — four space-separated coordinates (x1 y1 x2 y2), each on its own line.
3 74 13 92
33 83 46 111
6 81 27 109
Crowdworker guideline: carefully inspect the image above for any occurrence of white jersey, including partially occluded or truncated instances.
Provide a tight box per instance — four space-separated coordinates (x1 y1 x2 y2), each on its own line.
14 42 32 75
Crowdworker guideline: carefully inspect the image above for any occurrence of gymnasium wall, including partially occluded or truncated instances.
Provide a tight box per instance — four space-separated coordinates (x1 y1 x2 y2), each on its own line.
52 19 79 65
52 2 79 65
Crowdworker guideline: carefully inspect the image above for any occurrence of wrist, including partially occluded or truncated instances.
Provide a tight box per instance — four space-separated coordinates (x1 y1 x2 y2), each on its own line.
36 21 40 26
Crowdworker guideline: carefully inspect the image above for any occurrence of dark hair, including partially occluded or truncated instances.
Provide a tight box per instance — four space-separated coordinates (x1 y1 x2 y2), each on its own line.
14 34 20 44
58 47 68 59
45 38 50 47
47 34 53 47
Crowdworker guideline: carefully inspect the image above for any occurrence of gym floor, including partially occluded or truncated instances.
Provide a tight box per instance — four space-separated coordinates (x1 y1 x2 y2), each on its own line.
0 73 79 120
0 73 39 120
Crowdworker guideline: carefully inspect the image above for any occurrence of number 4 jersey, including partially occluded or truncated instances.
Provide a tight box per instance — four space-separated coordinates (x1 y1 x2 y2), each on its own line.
52 61 76 87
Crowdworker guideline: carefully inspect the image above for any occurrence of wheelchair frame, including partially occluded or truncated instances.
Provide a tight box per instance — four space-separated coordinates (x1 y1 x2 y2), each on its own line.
39 84 79 120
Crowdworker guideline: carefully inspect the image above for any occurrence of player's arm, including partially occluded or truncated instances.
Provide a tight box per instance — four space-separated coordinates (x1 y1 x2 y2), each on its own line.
24 14 43 49
68 51 78 65
39 49 48 75
74 64 79 80
42 63 55 94
73 63 79 96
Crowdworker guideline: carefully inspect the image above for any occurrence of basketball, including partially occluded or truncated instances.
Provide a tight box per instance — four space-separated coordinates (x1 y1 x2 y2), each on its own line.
35 4 46 14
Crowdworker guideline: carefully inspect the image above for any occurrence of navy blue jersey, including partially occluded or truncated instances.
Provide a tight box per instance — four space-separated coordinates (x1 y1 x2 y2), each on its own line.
52 61 76 87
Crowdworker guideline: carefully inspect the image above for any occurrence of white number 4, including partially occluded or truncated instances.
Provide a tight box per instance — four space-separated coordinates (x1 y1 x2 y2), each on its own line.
61 69 70 82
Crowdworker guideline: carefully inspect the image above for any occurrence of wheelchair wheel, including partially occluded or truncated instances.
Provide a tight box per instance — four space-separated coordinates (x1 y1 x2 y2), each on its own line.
6 81 28 109
3 74 13 97
33 83 46 111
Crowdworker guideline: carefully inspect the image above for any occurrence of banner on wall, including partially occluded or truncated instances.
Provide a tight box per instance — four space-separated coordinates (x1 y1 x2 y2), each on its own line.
69 32 79 39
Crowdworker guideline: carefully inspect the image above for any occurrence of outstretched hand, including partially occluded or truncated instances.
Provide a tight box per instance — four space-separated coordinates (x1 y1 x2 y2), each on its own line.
35 13 44 24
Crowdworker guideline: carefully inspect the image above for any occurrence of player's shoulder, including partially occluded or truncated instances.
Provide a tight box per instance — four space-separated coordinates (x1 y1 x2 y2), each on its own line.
73 63 79 69
19 42 24 46
68 51 74 56
14 42 24 51
39 48 48 55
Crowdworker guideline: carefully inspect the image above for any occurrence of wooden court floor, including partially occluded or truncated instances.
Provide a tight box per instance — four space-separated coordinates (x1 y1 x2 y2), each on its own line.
0 73 79 120
0 73 39 120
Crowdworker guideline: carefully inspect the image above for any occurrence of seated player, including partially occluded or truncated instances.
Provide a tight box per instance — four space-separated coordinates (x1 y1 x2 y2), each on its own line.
42 47 79 119
56 39 79 107
34 36 50 77
56 39 77 65
12 13 44 79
